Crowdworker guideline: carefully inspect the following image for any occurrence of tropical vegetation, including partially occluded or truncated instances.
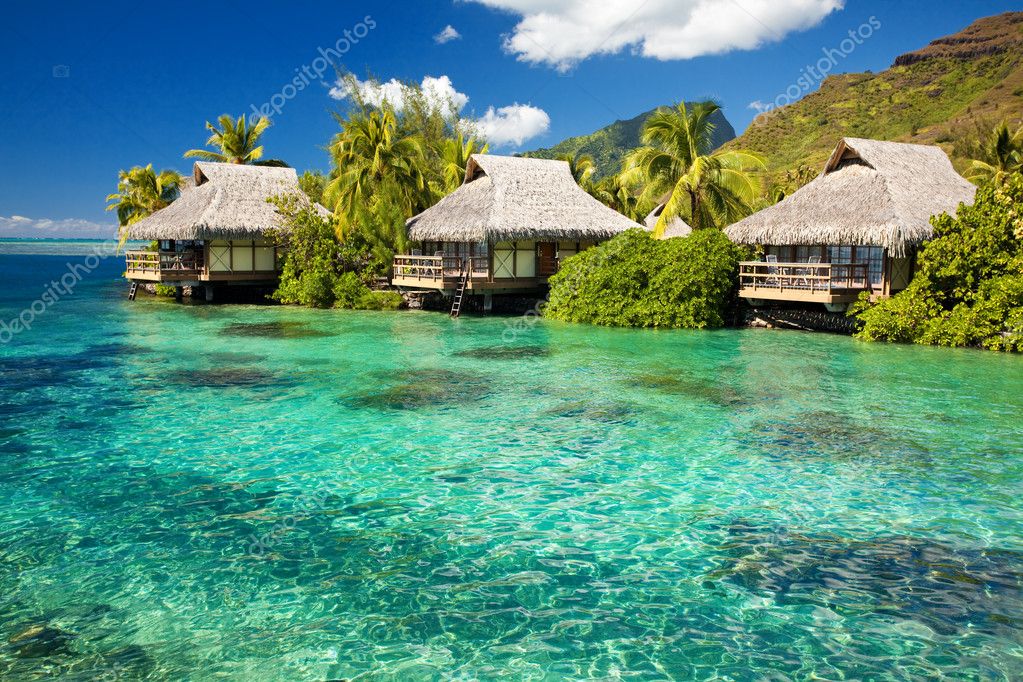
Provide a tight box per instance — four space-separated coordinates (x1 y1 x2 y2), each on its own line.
105 164 183 244
184 114 286 166
544 229 748 329
622 102 764 235
440 132 488 192
853 173 1023 351
967 121 1023 185
524 105 736 179
267 196 400 310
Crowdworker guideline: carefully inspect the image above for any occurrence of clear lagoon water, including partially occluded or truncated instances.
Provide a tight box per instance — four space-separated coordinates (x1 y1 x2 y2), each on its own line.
1 247 1022 680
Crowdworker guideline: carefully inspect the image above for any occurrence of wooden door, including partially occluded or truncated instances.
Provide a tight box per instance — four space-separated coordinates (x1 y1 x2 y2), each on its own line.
537 242 557 276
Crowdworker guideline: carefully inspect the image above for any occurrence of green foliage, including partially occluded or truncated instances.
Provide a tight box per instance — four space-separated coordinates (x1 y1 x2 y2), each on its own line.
440 132 487 192
324 107 432 225
184 114 286 166
544 229 746 328
589 173 651 222
153 284 177 298
298 170 327 204
106 165 182 246
268 197 383 309
322 76 493 267
623 102 764 232
763 165 817 206
524 104 736 179
355 290 403 310
855 174 1023 351
967 120 1023 185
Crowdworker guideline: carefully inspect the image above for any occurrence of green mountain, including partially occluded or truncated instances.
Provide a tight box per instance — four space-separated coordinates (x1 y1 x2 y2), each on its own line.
522 104 736 179
727 12 1023 176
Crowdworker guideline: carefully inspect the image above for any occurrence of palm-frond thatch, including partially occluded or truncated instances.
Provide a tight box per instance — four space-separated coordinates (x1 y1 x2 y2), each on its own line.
126 162 327 240
643 203 693 239
406 154 642 242
725 138 977 257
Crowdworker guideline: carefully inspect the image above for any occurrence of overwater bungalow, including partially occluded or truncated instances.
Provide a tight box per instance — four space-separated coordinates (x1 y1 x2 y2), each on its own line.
391 154 642 311
123 162 325 300
725 138 976 311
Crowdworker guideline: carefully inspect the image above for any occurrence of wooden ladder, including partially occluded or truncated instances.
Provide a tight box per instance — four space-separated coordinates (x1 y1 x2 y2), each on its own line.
128 282 139 301
450 263 470 318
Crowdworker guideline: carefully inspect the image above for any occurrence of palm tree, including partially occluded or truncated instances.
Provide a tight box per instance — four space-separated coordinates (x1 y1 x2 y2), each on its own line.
106 165 182 245
323 107 432 235
623 102 764 234
763 164 818 206
558 151 596 190
184 114 286 166
968 121 1023 186
591 173 645 222
440 132 488 192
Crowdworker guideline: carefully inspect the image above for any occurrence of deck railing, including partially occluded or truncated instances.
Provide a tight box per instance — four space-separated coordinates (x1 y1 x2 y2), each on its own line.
392 255 490 282
125 250 205 277
739 261 871 293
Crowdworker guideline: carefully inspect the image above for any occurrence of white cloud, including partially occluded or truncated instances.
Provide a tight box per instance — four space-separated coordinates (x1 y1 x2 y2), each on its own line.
472 104 551 147
467 0 844 69
330 74 550 148
434 25 462 44
0 215 115 239
330 75 469 114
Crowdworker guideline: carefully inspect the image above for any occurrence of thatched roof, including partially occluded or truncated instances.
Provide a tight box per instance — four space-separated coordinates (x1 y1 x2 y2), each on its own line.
644 203 693 239
126 162 327 240
725 138 976 256
407 154 642 242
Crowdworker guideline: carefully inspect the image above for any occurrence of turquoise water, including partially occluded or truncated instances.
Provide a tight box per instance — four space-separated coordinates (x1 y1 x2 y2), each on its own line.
1 251 1022 680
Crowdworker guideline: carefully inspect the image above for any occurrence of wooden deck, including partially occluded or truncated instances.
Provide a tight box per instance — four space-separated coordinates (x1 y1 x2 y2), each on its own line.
391 255 549 293
125 250 278 284
738 261 871 304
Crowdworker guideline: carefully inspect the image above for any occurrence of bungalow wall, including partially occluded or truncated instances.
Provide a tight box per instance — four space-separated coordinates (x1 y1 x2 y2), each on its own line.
207 239 278 275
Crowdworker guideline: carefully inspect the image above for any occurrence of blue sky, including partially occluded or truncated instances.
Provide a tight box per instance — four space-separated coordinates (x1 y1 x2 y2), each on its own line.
0 0 1020 237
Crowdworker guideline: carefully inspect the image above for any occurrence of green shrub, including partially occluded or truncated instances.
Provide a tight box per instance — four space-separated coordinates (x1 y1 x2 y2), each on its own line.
330 272 371 308
355 291 403 310
855 174 1023 351
544 229 747 328
270 197 377 309
153 284 177 297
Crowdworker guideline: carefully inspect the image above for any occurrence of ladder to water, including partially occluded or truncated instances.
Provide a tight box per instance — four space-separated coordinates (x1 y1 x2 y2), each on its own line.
450 264 470 318
128 282 139 301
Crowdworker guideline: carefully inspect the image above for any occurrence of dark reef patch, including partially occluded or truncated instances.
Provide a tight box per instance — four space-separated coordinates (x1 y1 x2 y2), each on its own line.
0 355 108 391
204 351 270 364
629 372 747 408
454 345 551 360
164 367 282 389
7 623 75 658
342 368 490 410
543 400 637 426
220 321 333 339
741 410 933 463
708 521 1023 638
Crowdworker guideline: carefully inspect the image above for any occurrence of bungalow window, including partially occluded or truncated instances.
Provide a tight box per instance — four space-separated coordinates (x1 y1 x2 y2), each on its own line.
829 245 884 287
